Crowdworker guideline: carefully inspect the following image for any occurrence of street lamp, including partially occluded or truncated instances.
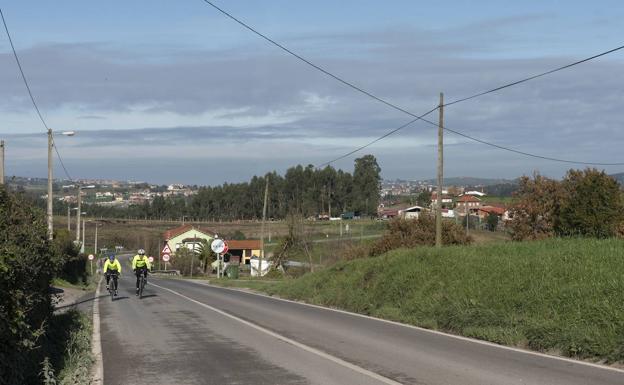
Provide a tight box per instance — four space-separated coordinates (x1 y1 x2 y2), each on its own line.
47 129 76 240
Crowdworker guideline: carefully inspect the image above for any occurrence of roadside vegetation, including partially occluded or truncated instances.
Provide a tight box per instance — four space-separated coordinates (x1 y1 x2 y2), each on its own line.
0 186 93 385
250 238 624 363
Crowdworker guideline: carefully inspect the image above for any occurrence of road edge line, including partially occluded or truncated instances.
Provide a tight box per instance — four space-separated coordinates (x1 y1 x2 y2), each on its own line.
91 277 104 385
151 282 402 385
186 279 624 375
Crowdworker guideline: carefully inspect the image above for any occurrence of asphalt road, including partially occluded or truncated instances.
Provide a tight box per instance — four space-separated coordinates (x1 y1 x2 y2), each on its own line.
99 275 624 385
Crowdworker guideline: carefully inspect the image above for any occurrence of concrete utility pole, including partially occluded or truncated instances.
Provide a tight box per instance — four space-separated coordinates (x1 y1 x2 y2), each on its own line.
0 140 5 186
259 175 269 278
190 233 196 278
76 186 82 243
436 93 444 248
81 217 86 254
94 222 99 257
47 129 54 240
67 206 71 231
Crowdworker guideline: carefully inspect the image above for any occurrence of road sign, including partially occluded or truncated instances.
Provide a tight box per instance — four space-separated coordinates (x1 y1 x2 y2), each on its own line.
162 254 170 262
211 238 228 254
88 254 94 260
162 244 172 255
148 256 154 263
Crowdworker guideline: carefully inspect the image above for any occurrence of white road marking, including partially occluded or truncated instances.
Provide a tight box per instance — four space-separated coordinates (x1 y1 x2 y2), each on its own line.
151 282 402 385
189 279 624 375
91 277 104 385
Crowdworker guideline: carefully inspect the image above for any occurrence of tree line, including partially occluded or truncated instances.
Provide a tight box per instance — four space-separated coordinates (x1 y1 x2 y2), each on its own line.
45 155 382 221
509 168 624 240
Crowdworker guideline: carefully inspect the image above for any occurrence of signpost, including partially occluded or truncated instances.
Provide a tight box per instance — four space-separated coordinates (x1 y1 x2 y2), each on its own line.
211 238 228 278
148 256 154 263
88 254 94 275
161 244 172 270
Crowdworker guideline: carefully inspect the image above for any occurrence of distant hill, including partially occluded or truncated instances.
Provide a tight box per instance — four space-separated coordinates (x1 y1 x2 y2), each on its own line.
422 176 517 187
609 173 624 185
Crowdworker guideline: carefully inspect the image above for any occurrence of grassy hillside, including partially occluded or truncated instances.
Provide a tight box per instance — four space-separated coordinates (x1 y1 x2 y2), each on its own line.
256 238 624 363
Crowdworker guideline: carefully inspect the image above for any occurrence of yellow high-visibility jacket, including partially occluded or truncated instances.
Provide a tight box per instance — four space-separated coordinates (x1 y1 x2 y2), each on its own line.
132 255 151 270
103 259 122 273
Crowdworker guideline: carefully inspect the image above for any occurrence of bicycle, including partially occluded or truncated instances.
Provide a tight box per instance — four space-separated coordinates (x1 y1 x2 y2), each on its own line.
137 269 149 299
106 272 119 301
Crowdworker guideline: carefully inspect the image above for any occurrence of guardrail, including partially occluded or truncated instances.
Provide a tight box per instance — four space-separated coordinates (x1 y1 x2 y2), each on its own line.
151 270 180 276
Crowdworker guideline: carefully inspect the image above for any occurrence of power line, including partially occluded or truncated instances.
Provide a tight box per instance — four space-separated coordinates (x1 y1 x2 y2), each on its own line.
444 45 624 107
424 115 624 166
0 7 73 180
200 0 420 119
200 2 624 167
316 105 439 168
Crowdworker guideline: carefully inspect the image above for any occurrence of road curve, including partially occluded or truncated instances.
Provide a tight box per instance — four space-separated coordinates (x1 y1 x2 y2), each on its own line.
99 275 624 385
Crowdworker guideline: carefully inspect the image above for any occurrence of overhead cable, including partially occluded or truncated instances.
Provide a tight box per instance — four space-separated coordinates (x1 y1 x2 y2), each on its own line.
444 45 624 107
200 1 624 166
0 7 73 180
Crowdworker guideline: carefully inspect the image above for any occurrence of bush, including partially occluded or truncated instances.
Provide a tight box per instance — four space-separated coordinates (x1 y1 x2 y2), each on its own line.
171 248 198 276
0 187 57 384
510 169 624 240
53 230 86 285
369 216 471 257
509 173 562 241
557 168 623 238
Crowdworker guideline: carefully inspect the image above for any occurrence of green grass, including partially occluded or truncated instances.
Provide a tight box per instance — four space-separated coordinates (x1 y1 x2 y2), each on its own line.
40 310 93 385
234 238 624 363
53 277 97 291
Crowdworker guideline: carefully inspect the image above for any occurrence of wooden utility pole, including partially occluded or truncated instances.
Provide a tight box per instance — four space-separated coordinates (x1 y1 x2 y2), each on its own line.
436 93 444 248
259 175 269 278
0 140 4 186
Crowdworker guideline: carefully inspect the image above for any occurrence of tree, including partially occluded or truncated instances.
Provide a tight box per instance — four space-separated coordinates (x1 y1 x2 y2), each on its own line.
416 190 432 207
508 173 563 241
556 168 623 237
353 155 381 216
486 213 499 232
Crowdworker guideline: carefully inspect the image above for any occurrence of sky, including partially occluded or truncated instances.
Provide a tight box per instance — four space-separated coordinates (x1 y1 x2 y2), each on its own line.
1 0 623 185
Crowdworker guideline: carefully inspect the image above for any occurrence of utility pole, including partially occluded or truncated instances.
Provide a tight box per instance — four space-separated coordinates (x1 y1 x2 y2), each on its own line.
94 222 99 257
0 140 4 186
47 129 54 240
76 186 81 243
259 175 269 278
436 92 444 248
67 206 71 231
81 217 86 254
190 233 196 278
328 183 331 218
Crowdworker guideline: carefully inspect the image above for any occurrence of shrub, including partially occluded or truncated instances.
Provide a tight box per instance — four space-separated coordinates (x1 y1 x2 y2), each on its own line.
509 173 563 241
556 168 623 238
369 216 471 257
0 187 57 384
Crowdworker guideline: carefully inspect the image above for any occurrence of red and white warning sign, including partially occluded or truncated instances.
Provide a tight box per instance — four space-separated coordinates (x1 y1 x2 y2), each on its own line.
162 254 170 262
161 244 172 255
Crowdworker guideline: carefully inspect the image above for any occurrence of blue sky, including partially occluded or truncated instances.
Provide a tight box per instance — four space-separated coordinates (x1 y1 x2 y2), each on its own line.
1 1 623 184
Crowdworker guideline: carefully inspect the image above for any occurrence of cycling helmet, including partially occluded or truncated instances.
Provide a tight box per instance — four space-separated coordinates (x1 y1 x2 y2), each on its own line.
108 254 115 261
138 249 145 255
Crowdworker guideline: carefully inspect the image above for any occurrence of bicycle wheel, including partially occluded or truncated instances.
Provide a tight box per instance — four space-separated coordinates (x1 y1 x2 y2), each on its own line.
139 276 145 299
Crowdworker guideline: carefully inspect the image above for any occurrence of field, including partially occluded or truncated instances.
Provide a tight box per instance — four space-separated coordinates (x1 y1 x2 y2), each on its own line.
53 216 390 257
221 238 624 363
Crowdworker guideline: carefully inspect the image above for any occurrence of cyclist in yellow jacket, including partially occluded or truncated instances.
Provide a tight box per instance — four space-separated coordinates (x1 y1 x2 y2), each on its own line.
103 254 122 296
132 249 151 296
